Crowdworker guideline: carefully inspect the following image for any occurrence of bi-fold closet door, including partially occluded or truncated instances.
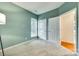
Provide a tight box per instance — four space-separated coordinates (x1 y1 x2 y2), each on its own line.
38 17 60 41
48 17 60 43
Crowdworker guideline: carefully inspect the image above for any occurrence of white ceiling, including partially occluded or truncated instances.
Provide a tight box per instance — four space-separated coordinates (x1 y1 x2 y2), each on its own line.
13 2 64 15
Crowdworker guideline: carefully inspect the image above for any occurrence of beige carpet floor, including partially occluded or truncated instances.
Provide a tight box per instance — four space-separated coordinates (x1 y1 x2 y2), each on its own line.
0 39 75 56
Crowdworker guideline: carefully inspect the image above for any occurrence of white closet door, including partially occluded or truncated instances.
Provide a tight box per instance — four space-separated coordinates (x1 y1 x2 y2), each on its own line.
48 17 60 42
38 19 46 40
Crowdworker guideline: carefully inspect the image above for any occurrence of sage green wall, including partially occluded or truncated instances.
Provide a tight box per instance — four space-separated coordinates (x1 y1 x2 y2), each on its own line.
38 8 59 19
59 2 77 15
0 2 37 49
39 2 77 19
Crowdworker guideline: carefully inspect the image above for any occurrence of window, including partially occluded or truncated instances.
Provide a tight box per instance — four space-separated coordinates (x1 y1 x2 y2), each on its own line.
38 19 46 40
0 13 6 24
31 18 37 37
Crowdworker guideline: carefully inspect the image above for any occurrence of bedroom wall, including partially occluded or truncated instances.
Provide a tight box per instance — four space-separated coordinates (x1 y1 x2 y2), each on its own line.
0 2 37 49
39 2 77 19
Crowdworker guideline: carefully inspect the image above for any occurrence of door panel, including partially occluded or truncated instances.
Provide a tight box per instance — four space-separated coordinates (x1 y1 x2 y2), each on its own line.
48 17 60 42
